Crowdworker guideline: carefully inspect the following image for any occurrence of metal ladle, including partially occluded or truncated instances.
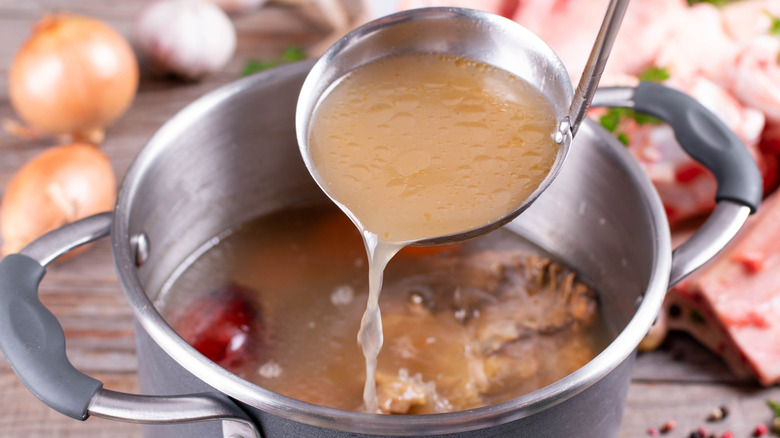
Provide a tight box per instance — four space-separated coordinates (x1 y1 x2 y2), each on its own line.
296 1 630 245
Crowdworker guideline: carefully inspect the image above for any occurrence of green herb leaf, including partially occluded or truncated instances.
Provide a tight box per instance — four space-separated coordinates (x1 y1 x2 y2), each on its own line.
766 11 780 36
769 400 780 418
598 109 632 146
241 60 280 77
639 66 670 83
281 46 306 63
633 112 662 125
241 46 306 77
599 108 625 133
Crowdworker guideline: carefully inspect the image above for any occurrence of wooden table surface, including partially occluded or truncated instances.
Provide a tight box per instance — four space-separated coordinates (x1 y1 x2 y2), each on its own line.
1 1 779 437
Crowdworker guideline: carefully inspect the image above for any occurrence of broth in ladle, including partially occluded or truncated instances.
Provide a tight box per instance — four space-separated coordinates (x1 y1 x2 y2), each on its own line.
307 54 560 243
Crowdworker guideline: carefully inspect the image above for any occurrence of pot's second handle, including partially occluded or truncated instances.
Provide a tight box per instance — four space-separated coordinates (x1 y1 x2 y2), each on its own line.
633 82 762 211
592 82 762 285
0 213 260 438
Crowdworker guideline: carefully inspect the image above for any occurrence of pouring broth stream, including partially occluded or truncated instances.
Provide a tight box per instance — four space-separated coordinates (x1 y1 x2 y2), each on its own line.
307 54 561 412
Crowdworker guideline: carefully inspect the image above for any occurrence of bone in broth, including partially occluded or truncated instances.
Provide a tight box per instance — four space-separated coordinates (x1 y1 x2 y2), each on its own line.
160 204 610 414
307 54 561 243
306 54 563 411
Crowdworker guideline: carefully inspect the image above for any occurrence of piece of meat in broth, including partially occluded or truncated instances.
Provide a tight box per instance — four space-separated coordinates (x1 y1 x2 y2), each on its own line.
376 297 484 414
667 190 780 385
464 252 600 398
374 249 599 412
375 369 438 414
470 253 597 355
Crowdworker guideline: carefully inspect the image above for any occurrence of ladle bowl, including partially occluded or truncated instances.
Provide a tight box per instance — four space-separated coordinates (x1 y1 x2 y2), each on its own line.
296 7 576 246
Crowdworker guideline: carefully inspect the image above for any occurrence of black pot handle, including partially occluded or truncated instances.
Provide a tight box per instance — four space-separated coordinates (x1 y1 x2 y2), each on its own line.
591 82 762 285
0 213 260 438
0 215 109 420
633 81 762 211
593 81 762 212
0 253 102 418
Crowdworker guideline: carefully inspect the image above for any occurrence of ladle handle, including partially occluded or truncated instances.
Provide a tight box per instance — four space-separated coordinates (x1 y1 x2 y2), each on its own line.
592 82 762 285
0 213 260 438
569 0 631 136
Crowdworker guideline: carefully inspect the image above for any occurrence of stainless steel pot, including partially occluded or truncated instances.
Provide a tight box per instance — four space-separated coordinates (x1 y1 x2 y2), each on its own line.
0 55 761 437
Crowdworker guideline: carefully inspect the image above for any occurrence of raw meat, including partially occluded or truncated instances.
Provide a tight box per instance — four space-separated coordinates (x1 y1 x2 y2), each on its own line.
668 191 780 385
732 36 780 123
654 3 740 88
721 0 780 42
511 0 688 83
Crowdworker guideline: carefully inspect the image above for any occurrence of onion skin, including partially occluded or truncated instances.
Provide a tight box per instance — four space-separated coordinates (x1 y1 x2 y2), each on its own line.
1 143 116 257
9 14 139 142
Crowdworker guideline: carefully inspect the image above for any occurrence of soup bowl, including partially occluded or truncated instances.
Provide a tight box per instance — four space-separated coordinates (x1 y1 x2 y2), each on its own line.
0 43 761 438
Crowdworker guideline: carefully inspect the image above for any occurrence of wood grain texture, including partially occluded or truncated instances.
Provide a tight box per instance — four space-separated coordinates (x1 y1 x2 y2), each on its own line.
0 1 777 437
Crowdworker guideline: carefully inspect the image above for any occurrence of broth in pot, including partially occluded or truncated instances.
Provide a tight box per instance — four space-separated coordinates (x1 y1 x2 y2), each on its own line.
159 204 611 414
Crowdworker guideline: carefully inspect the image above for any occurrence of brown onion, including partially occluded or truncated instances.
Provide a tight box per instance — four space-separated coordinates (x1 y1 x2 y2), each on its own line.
9 14 139 143
1 143 116 256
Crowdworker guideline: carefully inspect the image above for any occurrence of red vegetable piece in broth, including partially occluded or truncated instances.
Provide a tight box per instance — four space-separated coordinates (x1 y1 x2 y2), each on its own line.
172 283 262 371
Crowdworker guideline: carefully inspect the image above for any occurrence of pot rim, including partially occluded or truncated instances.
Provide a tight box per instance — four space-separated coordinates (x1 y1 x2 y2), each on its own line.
111 61 672 435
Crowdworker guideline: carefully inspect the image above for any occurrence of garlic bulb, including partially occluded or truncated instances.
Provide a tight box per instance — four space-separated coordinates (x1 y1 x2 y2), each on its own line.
136 0 237 80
